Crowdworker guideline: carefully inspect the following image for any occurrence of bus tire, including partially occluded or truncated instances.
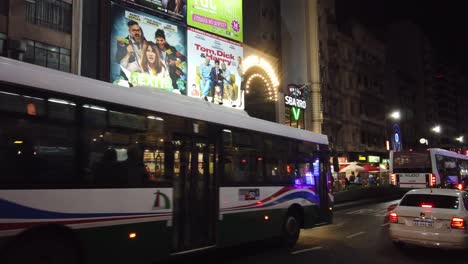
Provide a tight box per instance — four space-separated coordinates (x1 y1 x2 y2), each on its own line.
3 226 83 264
281 211 301 248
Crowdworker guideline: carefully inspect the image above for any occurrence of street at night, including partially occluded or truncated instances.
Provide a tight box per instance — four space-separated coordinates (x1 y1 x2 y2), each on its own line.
167 200 468 264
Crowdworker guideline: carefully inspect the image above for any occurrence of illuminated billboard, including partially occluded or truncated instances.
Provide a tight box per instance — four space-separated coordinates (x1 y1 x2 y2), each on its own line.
187 27 244 108
119 0 187 22
110 3 187 94
187 0 243 42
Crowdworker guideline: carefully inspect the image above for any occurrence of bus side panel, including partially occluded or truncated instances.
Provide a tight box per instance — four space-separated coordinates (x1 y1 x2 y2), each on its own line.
217 208 286 247
302 204 321 228
77 221 172 264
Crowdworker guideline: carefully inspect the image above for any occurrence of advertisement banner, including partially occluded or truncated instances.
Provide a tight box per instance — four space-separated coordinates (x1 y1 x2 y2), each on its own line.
187 0 243 42
118 0 187 23
110 3 188 94
187 27 244 108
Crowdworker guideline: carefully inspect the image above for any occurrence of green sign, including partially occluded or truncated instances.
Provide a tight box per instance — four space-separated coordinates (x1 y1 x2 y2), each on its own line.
187 0 243 42
291 107 301 121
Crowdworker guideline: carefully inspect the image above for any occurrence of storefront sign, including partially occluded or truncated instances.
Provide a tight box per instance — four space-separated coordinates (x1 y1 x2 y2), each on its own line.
284 84 307 109
358 155 367 161
368 155 381 163
187 0 243 42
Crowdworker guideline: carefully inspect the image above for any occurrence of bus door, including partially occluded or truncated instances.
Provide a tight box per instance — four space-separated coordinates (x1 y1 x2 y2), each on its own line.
172 136 217 253
317 151 332 222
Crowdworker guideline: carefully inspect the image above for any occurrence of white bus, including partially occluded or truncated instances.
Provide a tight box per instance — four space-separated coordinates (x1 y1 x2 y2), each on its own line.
0 57 333 264
389 148 468 189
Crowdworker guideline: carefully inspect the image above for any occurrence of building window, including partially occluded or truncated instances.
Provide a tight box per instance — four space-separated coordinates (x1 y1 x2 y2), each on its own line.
0 33 6 56
24 40 71 72
25 0 72 33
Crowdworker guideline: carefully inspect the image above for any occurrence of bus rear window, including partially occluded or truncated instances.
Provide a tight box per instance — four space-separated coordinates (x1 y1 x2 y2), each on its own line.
393 152 431 172
400 194 459 209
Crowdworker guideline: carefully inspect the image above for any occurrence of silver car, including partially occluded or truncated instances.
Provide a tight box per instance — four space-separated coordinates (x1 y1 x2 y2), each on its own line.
389 188 468 249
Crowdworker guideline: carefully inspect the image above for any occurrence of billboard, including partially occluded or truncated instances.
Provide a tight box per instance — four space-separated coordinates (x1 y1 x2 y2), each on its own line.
119 0 187 22
110 3 188 94
187 0 243 42
187 27 244 108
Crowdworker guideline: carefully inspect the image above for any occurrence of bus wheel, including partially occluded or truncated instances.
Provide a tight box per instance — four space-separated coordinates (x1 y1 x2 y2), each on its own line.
3 229 82 264
281 212 300 248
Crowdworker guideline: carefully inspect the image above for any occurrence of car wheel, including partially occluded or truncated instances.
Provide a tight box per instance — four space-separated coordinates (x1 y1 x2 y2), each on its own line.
281 212 301 248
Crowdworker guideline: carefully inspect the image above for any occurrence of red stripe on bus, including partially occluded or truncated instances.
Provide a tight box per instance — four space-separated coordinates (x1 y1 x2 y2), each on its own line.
0 214 170 231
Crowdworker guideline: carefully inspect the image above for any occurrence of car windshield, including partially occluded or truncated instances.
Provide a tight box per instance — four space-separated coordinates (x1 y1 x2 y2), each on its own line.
399 194 459 209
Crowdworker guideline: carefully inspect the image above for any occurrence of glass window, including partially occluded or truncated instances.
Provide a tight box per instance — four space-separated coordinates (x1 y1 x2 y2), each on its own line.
0 111 76 185
25 0 72 33
400 194 459 209
23 40 71 72
222 130 263 184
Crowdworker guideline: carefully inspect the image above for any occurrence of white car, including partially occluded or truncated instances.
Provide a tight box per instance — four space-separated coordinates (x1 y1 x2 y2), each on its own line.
389 188 468 249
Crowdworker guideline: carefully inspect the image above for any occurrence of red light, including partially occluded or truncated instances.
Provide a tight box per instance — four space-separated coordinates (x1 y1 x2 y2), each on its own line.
435 74 445 79
257 157 263 161
409 148 413 152
451 217 465 229
242 159 247 163
421 204 433 208
389 212 398 223
457 184 463 190
286 165 291 173
429 173 436 186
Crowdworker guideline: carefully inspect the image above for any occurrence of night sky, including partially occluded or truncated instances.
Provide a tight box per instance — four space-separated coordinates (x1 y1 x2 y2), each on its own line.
336 0 468 70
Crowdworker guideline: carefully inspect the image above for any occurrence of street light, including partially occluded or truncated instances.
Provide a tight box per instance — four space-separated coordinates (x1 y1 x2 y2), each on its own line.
389 110 401 120
386 110 402 151
455 136 464 143
431 125 441 134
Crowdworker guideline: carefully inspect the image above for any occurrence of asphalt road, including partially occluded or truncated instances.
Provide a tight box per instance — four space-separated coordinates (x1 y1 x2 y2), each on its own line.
164 200 468 264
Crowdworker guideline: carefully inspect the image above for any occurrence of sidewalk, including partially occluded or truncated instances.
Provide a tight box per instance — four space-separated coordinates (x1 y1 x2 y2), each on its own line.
332 185 408 211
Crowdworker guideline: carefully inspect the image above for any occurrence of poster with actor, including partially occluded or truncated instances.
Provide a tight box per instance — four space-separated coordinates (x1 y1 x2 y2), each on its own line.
110 3 187 94
118 0 187 23
187 27 244 108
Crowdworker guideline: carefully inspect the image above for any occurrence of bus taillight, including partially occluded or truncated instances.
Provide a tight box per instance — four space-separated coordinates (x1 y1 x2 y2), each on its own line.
390 174 396 185
429 173 436 186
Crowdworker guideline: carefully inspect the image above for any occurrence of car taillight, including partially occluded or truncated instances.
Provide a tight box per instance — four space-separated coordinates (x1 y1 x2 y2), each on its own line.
421 204 433 208
451 217 465 229
389 212 398 223
457 183 463 190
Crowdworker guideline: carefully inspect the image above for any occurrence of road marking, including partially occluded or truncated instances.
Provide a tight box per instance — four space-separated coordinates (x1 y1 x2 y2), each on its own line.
291 246 323 255
345 209 375 215
346 231 366 239
381 223 390 227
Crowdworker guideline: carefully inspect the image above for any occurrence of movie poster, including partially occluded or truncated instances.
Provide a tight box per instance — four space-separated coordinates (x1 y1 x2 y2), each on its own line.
119 0 187 23
187 27 244 108
110 3 187 94
187 0 243 42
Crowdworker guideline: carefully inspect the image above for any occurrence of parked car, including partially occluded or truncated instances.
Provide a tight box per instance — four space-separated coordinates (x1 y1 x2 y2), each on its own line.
389 188 468 249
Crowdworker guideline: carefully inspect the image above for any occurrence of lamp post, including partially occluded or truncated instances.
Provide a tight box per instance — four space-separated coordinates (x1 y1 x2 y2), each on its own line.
386 110 401 151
